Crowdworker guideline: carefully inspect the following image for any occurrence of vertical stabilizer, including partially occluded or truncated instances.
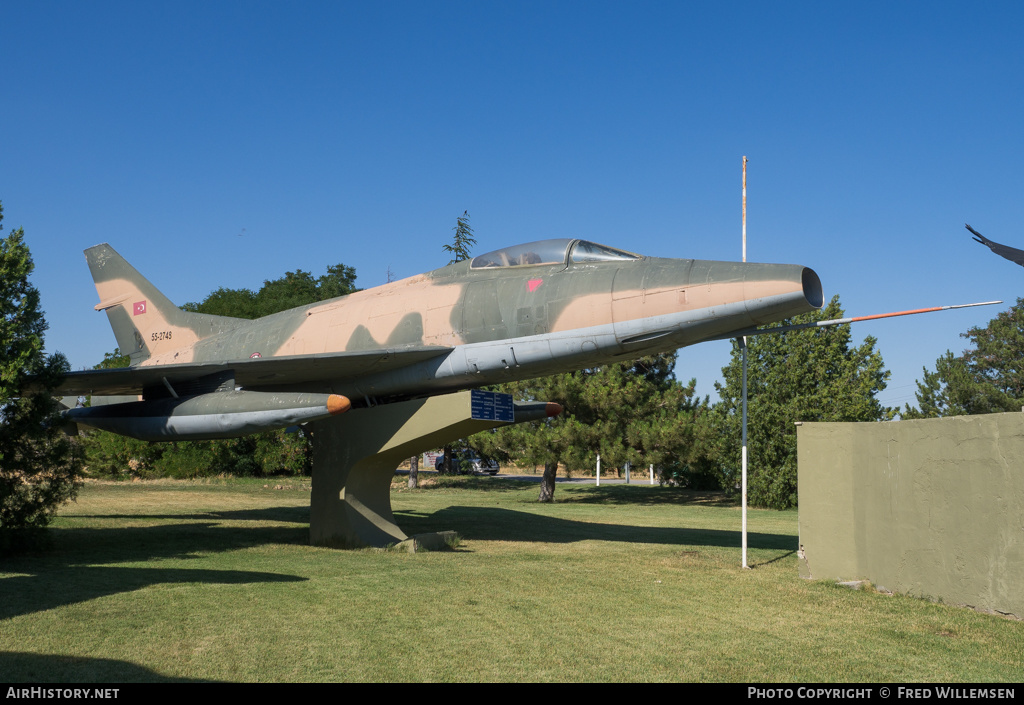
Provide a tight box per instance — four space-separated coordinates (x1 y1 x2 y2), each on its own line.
85 244 242 364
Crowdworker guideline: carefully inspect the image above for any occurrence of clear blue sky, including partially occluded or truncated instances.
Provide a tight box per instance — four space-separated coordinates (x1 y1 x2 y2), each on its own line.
3 1 1022 410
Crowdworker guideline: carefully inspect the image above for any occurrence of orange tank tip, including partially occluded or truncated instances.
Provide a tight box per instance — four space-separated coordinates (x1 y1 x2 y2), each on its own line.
327 395 352 415
545 402 564 417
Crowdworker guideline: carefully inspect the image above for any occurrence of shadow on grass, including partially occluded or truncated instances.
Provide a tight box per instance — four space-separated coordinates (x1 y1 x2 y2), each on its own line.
0 565 305 622
64 505 311 524
3 483 781 625
0 651 213 683
402 476 537 492
405 478 738 508
0 522 308 622
395 505 795 552
554 485 737 507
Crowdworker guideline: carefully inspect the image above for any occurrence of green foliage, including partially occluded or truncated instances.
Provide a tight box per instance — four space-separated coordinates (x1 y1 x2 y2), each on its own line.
85 429 311 480
0 203 83 548
470 353 723 500
79 347 155 478
181 286 260 319
904 299 1024 418
715 296 895 509
181 264 358 318
96 348 131 369
444 210 476 264
155 433 311 479
901 353 968 419
83 428 160 478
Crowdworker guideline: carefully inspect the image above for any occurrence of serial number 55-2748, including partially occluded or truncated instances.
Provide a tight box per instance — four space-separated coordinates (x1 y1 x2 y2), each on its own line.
151 331 172 341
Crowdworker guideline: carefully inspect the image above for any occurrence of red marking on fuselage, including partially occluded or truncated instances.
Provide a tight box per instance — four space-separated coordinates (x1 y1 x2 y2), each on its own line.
133 301 147 315
528 279 543 292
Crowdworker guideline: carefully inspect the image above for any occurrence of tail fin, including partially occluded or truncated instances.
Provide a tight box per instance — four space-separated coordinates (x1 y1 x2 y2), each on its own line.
86 244 243 364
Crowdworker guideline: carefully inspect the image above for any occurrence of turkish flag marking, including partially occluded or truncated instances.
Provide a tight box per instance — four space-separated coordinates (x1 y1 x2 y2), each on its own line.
133 301 147 315
527 279 543 292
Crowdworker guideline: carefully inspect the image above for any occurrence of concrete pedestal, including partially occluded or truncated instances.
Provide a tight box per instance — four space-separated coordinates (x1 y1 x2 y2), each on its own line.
308 391 553 548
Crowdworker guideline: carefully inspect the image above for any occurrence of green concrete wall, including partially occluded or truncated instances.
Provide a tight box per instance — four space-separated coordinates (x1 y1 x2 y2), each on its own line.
797 413 1024 617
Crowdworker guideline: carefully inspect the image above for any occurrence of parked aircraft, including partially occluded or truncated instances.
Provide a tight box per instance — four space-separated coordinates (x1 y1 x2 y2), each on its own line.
56 239 823 440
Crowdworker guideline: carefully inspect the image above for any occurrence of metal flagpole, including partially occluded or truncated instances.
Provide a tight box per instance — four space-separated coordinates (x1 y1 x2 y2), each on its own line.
741 334 749 570
741 156 749 570
742 156 748 263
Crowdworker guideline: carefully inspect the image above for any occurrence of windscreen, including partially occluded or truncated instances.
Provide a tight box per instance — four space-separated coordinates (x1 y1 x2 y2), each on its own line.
471 240 573 268
570 240 641 263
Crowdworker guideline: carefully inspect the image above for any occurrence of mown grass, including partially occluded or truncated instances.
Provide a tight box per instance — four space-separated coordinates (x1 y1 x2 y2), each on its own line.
1 477 1021 682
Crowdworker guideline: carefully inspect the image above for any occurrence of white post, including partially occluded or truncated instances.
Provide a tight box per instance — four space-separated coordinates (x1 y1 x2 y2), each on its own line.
625 461 630 484
741 155 749 571
742 336 749 570
742 156 748 263
596 453 601 486
649 463 654 485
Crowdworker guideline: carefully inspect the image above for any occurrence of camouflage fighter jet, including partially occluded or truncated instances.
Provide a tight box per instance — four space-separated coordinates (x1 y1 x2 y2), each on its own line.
57 238 823 440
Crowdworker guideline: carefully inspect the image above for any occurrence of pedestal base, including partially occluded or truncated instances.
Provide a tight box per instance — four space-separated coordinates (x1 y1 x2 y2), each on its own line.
309 391 551 548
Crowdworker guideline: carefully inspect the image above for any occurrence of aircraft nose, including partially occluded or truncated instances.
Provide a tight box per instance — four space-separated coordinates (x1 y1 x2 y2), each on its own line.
609 258 823 347
741 263 823 324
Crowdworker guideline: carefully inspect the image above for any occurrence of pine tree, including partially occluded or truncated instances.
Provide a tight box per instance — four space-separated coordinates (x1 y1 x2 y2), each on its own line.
471 353 720 501
0 203 83 549
904 299 1024 418
444 210 476 264
437 211 477 473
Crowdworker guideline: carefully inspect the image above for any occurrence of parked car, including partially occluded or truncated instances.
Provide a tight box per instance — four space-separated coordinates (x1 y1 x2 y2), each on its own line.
435 451 500 475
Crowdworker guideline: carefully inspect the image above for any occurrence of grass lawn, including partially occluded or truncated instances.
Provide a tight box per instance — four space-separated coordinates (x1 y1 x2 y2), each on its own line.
1 477 1021 682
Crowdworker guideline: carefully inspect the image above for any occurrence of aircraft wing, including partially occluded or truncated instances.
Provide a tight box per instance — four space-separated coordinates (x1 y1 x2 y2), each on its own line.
967 224 1024 267
53 346 454 396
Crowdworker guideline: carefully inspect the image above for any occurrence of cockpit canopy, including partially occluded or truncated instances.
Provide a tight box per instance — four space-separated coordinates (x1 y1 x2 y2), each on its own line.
470 239 640 269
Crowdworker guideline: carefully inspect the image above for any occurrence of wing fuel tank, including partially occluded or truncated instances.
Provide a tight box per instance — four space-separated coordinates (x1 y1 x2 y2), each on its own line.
66 390 351 441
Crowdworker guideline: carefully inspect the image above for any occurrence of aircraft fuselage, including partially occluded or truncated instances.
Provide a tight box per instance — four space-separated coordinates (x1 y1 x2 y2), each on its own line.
130 240 821 399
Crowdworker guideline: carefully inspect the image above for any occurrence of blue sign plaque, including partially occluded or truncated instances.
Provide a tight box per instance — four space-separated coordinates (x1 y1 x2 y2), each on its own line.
471 389 514 423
